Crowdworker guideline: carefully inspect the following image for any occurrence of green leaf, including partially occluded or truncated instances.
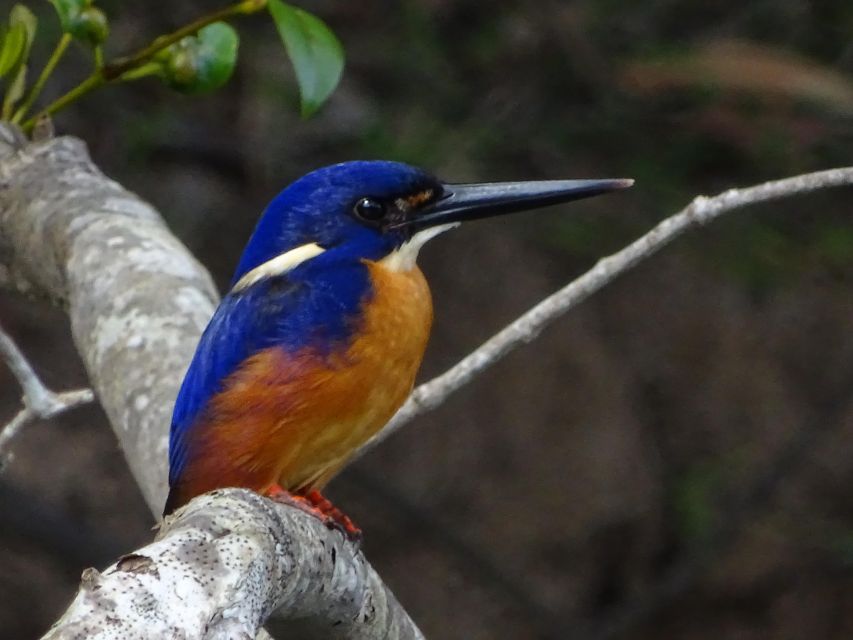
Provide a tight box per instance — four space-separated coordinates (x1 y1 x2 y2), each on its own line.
69 7 109 46
160 23 239 94
49 0 108 47
194 22 238 92
3 57 27 117
48 0 86 33
268 0 344 117
2 4 37 118
9 4 37 51
0 24 27 79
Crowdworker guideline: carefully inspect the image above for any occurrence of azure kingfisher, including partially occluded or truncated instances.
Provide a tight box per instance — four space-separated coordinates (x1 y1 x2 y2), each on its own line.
165 161 631 535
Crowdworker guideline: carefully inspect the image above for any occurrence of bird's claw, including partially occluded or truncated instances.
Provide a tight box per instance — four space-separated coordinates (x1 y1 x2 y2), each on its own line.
264 484 362 544
304 489 363 543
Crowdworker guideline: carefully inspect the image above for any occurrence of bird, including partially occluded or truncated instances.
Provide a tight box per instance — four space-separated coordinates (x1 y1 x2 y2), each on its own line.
164 160 631 536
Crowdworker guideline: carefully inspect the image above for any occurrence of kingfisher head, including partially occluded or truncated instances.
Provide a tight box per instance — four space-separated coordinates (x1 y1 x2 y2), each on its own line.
230 160 631 288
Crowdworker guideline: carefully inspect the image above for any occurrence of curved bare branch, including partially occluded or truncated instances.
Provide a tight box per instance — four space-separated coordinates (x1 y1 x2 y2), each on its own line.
364 166 853 454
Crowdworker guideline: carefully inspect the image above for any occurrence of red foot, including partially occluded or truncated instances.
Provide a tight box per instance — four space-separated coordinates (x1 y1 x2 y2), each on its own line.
304 489 362 542
264 484 362 543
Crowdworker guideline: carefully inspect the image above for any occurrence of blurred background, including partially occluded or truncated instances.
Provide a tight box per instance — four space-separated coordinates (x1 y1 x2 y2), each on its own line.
1 0 853 638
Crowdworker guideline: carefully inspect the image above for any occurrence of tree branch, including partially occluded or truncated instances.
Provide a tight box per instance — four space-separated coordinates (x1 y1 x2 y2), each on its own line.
0 123 420 638
43 489 423 640
0 322 94 462
362 167 853 455
3 116 851 639
0 122 217 511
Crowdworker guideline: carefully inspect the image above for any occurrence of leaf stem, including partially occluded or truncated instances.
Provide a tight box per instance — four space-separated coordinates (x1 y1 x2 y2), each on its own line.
118 61 163 82
23 72 104 128
102 0 266 80
20 0 267 133
12 33 73 124
94 45 105 71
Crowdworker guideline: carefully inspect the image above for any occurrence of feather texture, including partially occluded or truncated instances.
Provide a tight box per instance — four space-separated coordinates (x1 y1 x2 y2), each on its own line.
165 260 431 513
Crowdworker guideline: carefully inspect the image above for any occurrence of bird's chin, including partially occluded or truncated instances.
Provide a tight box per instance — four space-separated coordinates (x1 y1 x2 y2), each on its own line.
379 222 459 272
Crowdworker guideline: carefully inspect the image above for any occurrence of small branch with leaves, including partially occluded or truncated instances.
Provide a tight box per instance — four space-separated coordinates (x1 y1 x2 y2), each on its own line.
0 322 93 463
0 0 344 133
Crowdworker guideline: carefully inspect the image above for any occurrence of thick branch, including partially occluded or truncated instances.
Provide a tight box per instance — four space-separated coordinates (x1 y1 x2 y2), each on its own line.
363 167 853 454
0 123 420 638
3 117 851 638
0 123 218 510
43 489 422 640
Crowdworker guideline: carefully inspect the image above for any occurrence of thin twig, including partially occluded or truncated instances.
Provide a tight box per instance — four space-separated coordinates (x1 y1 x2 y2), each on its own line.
11 33 72 124
0 323 94 460
0 323 63 414
359 167 853 457
102 0 266 80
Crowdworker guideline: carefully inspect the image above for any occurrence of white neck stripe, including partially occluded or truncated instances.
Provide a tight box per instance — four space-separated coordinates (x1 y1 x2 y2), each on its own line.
231 242 325 292
379 223 459 272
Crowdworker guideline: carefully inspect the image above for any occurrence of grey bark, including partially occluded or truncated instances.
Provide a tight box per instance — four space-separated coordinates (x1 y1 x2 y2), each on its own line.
0 123 422 639
42 489 421 640
0 123 216 510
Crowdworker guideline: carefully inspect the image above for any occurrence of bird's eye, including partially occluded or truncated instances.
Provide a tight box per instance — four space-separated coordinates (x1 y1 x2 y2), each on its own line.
353 197 387 222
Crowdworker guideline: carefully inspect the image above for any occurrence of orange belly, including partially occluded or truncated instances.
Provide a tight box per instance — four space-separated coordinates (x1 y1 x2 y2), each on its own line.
171 260 432 505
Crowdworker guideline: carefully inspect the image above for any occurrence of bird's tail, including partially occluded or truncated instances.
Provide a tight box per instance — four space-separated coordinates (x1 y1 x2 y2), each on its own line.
162 485 184 516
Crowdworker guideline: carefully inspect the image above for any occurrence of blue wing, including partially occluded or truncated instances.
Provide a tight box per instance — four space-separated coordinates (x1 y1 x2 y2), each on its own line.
168 263 371 488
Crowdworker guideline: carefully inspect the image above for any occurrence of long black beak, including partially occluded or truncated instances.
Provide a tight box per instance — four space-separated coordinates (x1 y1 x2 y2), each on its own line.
410 178 633 230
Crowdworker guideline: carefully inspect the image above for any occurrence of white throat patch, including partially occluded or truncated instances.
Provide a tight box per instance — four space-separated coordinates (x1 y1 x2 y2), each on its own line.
231 242 325 292
379 223 459 272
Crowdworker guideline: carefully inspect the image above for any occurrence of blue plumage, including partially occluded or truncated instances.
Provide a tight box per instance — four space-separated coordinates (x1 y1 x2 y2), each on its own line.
165 158 632 519
170 259 374 485
169 160 437 486
231 160 438 284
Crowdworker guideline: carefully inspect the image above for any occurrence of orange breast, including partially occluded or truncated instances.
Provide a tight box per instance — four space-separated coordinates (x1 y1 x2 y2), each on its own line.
173 260 432 504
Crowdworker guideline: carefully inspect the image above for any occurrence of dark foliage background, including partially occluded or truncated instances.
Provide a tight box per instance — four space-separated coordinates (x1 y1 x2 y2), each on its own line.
2 1 853 638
